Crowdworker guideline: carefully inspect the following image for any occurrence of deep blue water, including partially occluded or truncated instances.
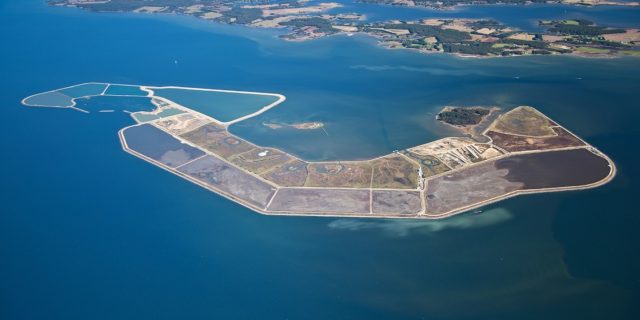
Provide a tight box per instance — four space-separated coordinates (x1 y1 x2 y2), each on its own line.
1 1 640 319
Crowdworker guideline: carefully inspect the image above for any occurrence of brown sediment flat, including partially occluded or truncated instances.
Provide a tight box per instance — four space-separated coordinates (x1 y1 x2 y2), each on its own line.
181 123 257 159
177 155 276 209
496 148 611 189
261 159 309 187
426 148 612 215
122 124 205 168
180 122 227 144
371 155 419 189
491 106 555 136
230 147 294 174
372 190 422 215
486 127 583 152
306 162 372 188
470 107 503 142
267 188 370 214
426 161 523 215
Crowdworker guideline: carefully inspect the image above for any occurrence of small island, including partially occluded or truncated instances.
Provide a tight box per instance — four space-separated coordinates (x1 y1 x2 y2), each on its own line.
263 121 325 130
22 83 616 219
437 107 491 126
436 106 501 139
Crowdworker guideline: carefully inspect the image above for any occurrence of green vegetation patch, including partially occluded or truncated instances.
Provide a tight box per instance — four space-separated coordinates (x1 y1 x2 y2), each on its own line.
502 38 549 49
543 20 625 36
561 20 580 26
60 0 202 12
443 41 499 55
437 107 490 126
381 23 471 42
575 46 610 54
620 50 640 57
133 113 160 123
220 7 262 24
371 155 419 189
281 17 338 34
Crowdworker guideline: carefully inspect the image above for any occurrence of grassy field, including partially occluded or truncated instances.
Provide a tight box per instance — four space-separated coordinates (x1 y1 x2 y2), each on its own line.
575 46 610 54
621 50 640 57
491 106 556 137
371 155 419 189
305 162 373 188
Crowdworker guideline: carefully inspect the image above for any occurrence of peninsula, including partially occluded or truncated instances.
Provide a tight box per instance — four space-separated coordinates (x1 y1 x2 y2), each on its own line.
22 83 616 219
48 1 640 57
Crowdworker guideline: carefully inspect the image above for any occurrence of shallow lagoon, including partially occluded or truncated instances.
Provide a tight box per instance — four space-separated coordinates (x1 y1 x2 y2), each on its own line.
22 90 75 107
57 83 107 98
123 124 205 168
104 84 149 96
23 83 109 108
151 87 280 122
75 96 157 113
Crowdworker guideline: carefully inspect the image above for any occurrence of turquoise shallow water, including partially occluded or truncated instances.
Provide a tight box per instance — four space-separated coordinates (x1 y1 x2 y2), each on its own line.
151 87 280 122
57 83 107 98
104 84 149 96
1 1 640 319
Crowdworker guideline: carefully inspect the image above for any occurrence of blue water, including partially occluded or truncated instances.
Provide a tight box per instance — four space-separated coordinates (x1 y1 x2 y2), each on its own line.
74 96 157 112
1 0 640 319
151 87 280 122
23 83 109 107
57 83 107 98
104 84 149 96
22 90 75 107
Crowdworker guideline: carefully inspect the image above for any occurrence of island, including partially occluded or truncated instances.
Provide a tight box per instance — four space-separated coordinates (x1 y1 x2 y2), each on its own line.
47 1 640 57
263 121 325 130
437 106 491 126
22 83 616 219
436 106 501 139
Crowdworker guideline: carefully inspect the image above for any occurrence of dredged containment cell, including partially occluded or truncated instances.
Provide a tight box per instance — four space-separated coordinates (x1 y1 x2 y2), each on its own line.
121 124 205 168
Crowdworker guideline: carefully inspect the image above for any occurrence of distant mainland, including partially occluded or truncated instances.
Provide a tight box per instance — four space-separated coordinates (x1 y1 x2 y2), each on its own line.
49 0 640 58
